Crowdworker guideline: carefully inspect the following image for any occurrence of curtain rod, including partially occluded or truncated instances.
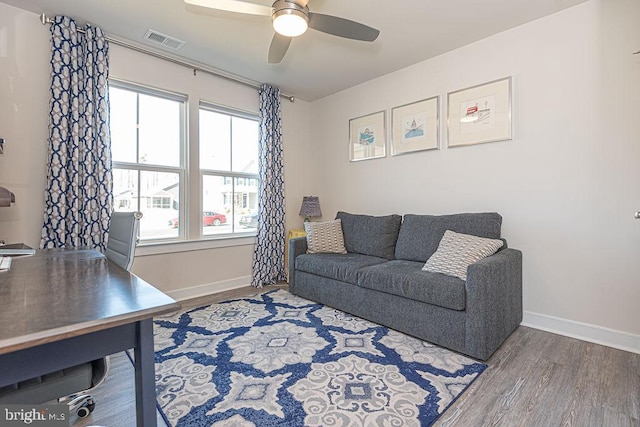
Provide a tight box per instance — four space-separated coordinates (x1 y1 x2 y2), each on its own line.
40 14 295 102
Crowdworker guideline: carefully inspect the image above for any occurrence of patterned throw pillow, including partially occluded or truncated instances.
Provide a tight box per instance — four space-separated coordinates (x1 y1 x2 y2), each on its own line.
304 219 347 254
422 230 503 280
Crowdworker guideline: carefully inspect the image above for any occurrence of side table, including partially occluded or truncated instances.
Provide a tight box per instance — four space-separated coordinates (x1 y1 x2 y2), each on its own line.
286 228 306 282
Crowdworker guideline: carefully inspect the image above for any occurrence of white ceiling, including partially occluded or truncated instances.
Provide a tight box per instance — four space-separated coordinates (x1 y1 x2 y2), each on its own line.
2 0 589 101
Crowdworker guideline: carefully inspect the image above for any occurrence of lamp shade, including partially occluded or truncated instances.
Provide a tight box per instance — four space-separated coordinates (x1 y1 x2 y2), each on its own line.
299 196 321 219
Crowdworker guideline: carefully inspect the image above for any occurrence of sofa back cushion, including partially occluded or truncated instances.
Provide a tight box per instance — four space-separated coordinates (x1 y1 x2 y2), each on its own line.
395 213 502 262
336 211 402 260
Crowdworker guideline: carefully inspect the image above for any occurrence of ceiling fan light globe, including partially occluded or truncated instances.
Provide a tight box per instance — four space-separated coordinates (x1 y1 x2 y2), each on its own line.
273 10 308 37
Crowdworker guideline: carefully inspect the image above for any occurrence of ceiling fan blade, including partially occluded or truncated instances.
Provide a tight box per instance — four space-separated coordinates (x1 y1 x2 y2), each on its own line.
184 0 272 16
268 33 292 63
308 12 380 42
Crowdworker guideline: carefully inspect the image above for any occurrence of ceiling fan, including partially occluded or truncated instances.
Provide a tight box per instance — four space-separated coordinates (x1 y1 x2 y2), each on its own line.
184 0 380 63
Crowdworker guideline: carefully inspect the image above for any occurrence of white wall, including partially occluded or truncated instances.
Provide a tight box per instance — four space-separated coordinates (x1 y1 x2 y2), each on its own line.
309 0 640 351
0 5 49 246
0 3 313 298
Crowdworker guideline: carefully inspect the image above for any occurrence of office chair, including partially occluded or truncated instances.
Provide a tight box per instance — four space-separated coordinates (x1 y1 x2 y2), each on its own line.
105 211 143 271
0 211 143 420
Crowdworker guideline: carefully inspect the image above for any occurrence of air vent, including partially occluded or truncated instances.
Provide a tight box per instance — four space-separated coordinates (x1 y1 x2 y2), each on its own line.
143 30 185 50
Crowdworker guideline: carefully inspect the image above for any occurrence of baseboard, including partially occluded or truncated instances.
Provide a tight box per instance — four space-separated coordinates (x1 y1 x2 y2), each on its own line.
165 276 252 301
522 311 640 355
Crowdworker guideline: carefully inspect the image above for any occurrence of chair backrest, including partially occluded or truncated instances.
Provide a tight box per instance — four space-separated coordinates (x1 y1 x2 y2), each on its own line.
105 211 142 272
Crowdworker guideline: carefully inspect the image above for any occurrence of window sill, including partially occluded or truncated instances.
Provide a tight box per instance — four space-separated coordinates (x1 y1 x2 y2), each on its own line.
136 235 257 256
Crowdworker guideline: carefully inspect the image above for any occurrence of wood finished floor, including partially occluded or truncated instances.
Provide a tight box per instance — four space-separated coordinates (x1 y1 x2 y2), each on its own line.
76 285 640 427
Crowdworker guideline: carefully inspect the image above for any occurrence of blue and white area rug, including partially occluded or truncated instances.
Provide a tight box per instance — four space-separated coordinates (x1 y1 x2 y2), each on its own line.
153 289 487 426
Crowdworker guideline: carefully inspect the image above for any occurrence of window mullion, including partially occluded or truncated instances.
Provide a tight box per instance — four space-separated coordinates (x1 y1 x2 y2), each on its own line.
187 97 199 241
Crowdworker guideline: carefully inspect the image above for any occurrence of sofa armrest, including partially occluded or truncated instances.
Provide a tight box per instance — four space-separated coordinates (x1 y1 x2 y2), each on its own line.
288 237 308 291
464 248 523 360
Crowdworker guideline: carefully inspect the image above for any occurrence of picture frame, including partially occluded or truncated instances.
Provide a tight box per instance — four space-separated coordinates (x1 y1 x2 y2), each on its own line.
391 96 439 156
349 110 386 161
447 76 512 147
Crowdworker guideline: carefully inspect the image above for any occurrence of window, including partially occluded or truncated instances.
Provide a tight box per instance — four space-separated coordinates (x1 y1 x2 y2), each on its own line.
109 81 186 241
109 80 260 243
200 103 259 236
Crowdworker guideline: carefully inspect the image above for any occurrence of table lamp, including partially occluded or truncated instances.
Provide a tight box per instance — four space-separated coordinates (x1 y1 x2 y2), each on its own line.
299 196 321 222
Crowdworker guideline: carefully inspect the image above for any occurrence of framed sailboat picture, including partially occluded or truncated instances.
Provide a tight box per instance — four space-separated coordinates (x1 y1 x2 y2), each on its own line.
349 110 386 161
391 96 439 155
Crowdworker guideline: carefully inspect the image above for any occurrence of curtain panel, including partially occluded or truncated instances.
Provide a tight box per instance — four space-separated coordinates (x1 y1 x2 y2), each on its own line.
251 85 287 287
40 16 113 251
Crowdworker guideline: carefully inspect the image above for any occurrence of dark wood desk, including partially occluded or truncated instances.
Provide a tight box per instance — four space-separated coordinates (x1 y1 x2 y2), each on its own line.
0 249 180 427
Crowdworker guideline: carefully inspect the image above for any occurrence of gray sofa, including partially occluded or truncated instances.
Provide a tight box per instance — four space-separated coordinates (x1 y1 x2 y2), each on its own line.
288 211 522 361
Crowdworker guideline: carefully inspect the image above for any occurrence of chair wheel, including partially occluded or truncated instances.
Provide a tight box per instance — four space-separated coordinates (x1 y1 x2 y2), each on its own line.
76 397 96 418
77 406 90 418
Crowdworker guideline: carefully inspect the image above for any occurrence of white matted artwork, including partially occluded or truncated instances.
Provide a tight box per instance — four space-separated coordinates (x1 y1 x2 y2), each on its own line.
447 77 512 147
349 110 386 161
391 96 439 156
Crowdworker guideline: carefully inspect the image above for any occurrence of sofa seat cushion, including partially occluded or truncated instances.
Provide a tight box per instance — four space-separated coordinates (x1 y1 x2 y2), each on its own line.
357 260 466 311
295 253 388 285
395 213 502 263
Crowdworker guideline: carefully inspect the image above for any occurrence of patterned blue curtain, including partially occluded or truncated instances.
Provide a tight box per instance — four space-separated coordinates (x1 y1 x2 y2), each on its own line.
251 85 286 287
40 16 112 251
